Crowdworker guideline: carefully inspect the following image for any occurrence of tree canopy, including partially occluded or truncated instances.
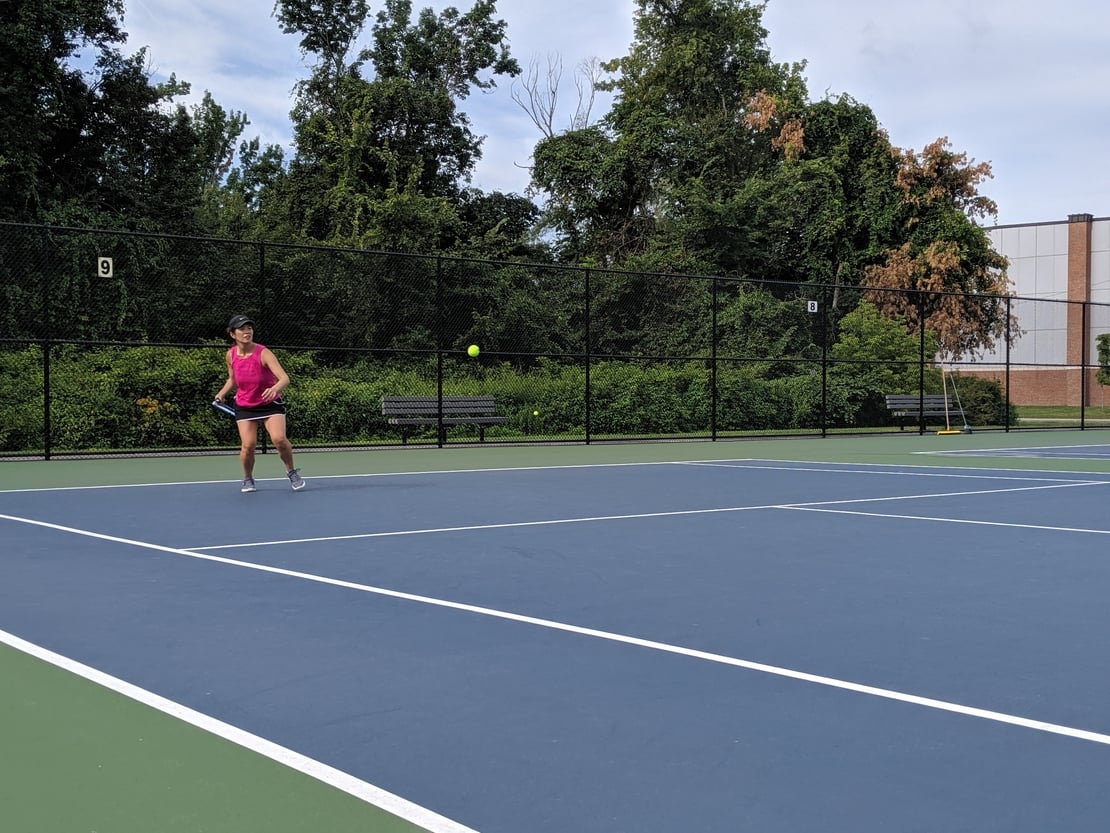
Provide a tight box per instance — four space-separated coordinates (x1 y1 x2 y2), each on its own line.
529 0 1009 354
0 0 251 231
2 0 1011 357
267 0 524 252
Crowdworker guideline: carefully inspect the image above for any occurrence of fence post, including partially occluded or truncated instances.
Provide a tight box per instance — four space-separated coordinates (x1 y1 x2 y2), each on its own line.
257 242 270 454
711 277 718 440
820 284 828 438
436 256 445 447
584 268 592 445
42 227 53 460
1081 300 1089 428
42 340 52 460
1004 295 1012 432
917 290 927 435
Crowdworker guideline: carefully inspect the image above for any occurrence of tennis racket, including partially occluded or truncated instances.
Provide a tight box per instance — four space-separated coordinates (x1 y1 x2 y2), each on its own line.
211 400 236 417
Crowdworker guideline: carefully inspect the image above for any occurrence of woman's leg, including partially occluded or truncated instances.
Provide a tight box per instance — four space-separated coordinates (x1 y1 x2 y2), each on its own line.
237 419 259 478
263 414 296 472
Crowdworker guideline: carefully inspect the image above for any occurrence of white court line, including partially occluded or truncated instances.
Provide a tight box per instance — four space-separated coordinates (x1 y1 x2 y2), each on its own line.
189 479 1106 551
783 506 1110 536
0 628 480 833
679 461 1100 482
0 459 757 494
917 443 1110 458
6 454 1110 497
4 512 1110 748
686 456 1110 477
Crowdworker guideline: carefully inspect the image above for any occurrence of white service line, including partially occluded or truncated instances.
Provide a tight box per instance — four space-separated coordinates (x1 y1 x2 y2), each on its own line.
783 506 1110 536
3 512 1110 748
188 478 1108 551
0 459 755 494
680 460 1104 482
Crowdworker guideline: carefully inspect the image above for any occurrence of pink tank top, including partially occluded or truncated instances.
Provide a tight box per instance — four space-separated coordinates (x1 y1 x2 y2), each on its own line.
230 344 277 407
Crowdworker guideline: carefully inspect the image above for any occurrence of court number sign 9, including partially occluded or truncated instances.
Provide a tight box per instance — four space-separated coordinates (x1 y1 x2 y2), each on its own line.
97 257 113 278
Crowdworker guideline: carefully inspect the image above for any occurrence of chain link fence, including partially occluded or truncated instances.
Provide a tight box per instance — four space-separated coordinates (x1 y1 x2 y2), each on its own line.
3 222 1109 459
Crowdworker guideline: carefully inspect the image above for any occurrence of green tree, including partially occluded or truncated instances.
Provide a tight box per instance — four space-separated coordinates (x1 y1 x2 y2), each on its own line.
0 0 256 231
717 287 818 376
829 300 934 424
0 0 125 219
532 0 804 266
454 189 547 260
200 137 287 239
1097 333 1110 387
529 1 1007 366
272 0 521 250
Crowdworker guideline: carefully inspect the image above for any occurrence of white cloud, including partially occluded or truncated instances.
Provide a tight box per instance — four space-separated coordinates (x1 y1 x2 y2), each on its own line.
119 0 1110 225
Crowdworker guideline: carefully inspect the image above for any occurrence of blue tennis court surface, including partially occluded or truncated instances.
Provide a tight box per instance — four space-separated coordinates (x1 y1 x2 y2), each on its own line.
4 458 1110 832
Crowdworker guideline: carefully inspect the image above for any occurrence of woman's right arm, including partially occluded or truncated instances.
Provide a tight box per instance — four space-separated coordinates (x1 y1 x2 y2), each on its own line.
214 349 235 402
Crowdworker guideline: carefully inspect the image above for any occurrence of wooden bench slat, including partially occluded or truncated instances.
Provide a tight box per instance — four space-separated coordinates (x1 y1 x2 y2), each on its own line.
383 405 499 413
388 417 507 425
884 394 966 430
381 395 506 443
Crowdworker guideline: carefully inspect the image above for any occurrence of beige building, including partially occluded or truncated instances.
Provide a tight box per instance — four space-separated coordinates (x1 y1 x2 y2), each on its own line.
966 213 1110 405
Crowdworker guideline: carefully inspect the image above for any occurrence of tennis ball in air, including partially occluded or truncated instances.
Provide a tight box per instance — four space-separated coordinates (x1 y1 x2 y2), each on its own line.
467 344 480 357
533 410 539 416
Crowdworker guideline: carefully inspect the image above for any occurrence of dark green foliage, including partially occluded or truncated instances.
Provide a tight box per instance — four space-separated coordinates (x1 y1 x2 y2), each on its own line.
0 341 1019 454
0 346 47 452
942 374 1014 428
1098 333 1110 386
715 366 795 432
587 269 713 358
586 362 710 435
41 344 231 450
828 300 927 426
717 286 818 375
271 0 522 251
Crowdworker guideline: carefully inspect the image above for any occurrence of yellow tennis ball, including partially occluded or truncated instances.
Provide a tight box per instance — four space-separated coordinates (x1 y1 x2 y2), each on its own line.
533 410 539 416
467 344 480 357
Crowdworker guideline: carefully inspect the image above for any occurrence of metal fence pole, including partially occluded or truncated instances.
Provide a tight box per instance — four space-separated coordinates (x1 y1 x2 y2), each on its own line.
1005 295 1012 432
257 243 269 454
917 290 927 435
820 285 828 437
711 277 718 440
1081 300 1089 428
42 227 52 459
584 268 592 445
436 256 445 447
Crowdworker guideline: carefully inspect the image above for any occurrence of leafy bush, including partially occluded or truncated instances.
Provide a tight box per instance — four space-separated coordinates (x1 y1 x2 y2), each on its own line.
4 342 1014 453
943 373 1014 427
585 361 710 435
1098 333 1110 387
0 346 46 452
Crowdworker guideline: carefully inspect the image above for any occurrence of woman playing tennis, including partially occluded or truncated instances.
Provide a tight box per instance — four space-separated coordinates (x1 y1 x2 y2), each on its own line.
214 314 305 492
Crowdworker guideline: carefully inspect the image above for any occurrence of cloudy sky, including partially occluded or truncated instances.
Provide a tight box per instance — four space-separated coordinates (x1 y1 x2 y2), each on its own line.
118 0 1110 227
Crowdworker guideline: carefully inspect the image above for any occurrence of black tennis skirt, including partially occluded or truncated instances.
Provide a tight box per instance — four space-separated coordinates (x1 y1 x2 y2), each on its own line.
234 398 287 421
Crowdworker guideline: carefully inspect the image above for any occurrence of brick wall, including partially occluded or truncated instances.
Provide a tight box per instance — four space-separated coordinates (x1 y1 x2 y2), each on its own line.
961 367 1103 405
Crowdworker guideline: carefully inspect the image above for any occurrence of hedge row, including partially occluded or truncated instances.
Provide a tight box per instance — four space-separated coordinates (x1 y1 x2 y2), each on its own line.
0 345 1011 453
